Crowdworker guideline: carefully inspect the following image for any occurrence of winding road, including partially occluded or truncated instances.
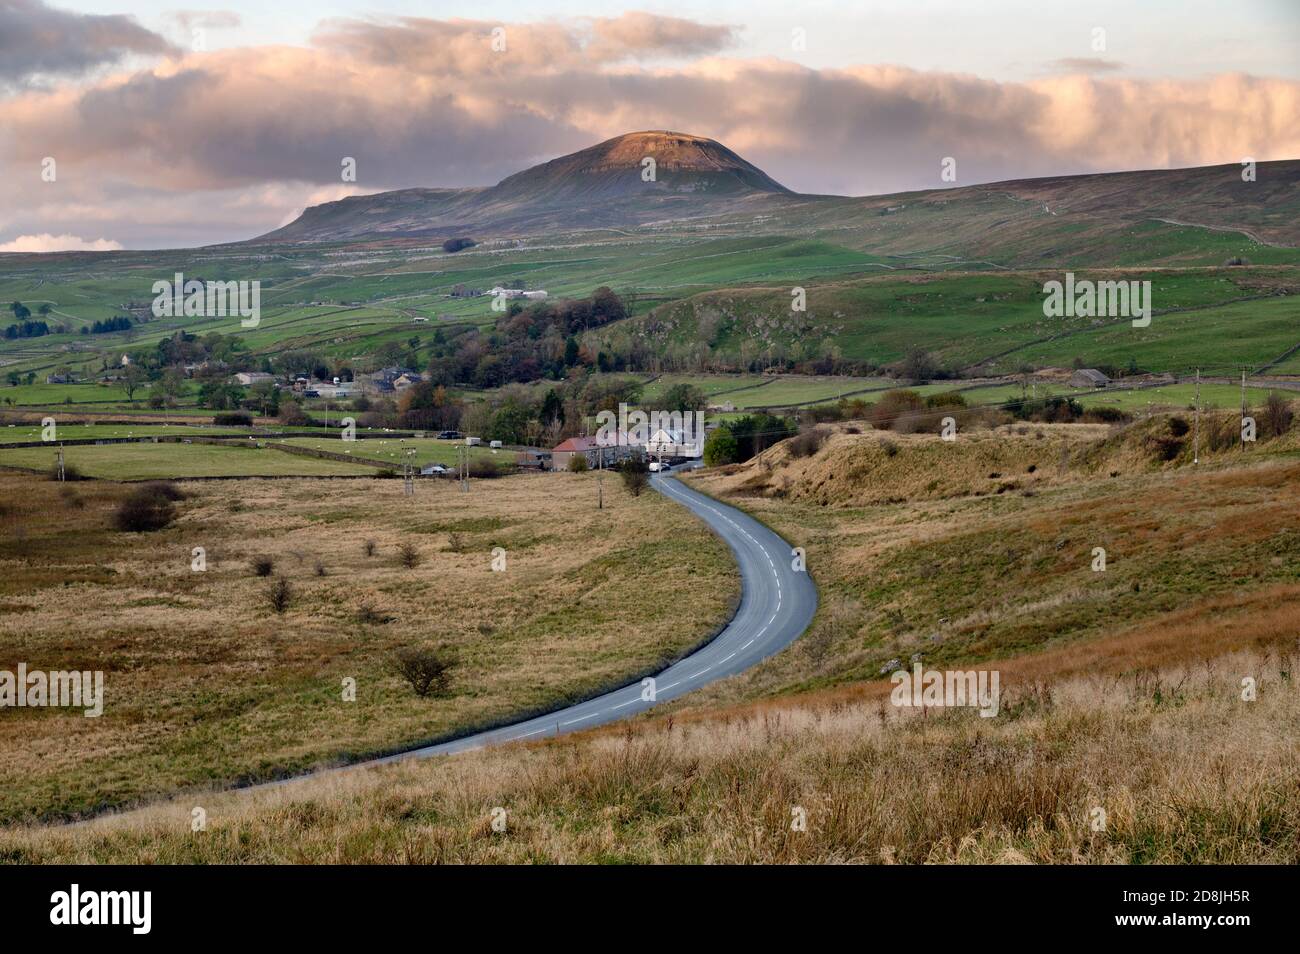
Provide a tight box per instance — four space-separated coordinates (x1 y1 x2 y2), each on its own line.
373 470 818 765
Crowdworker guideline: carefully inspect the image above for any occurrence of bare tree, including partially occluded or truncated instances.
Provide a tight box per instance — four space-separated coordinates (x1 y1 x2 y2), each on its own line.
392 646 456 698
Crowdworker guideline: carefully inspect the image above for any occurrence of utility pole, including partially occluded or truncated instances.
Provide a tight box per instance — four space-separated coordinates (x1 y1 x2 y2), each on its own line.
56 445 65 482
1241 367 1248 451
459 443 469 493
403 447 415 496
597 447 604 510
1193 367 1201 465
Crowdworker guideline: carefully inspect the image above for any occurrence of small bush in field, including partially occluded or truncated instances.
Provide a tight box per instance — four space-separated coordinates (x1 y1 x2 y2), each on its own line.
398 542 421 568
142 480 187 501
788 428 828 458
114 486 176 532
1263 392 1294 438
251 556 275 577
364 539 377 557
391 646 456 698
268 577 292 613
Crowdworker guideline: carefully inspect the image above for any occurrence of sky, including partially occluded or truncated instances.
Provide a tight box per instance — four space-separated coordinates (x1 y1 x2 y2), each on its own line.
0 0 1297 250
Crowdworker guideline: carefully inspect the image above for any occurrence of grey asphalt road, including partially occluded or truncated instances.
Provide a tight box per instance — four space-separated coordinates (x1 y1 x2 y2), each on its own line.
373 470 818 764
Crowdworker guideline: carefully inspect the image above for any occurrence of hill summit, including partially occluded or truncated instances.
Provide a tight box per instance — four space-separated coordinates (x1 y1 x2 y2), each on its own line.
488 131 792 202
257 130 797 243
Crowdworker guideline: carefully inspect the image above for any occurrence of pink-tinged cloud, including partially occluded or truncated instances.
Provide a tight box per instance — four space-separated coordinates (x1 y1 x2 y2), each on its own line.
0 233 122 252
0 13 1295 246
0 0 175 85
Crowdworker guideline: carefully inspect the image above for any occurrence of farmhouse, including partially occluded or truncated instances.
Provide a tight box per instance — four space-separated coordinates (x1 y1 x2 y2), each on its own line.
489 286 549 301
1069 368 1111 389
551 435 632 471
232 371 276 387
646 426 703 459
369 367 420 392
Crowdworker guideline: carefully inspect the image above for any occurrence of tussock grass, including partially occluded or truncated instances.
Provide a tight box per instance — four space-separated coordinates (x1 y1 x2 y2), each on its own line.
3 644 1295 864
681 432 1300 710
0 471 736 823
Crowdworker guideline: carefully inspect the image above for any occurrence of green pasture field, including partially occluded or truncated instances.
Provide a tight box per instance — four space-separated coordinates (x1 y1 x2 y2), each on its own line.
273 437 502 468
0 441 380 479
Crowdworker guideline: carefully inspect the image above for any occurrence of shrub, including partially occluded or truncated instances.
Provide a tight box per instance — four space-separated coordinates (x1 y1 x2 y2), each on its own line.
1262 392 1295 438
364 539 377 557
447 531 465 553
787 428 828 458
880 438 900 457
278 402 311 427
866 390 925 431
1081 405 1131 424
142 480 187 501
1204 414 1238 453
398 542 421 568
622 469 650 496
924 391 968 409
442 237 476 254
251 556 275 577
314 560 327 577
267 577 292 613
392 646 456 697
567 454 588 472
703 427 738 466
468 457 499 479
114 486 176 532
618 454 650 495
213 411 253 426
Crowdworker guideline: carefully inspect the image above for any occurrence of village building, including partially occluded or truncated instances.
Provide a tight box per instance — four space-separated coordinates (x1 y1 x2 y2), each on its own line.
232 371 276 387
1068 368 1111 389
550 435 634 471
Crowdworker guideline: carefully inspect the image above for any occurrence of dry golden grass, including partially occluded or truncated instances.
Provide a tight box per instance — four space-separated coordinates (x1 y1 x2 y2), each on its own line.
3 641 1295 864
678 420 1300 711
704 415 1300 508
0 471 737 823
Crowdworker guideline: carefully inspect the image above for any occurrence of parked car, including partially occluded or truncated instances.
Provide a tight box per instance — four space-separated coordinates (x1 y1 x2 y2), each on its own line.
436 430 462 440
648 461 667 472
421 464 448 475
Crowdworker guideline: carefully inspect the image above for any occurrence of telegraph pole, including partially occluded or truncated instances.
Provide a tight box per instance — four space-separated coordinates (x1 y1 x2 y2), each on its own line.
1193 367 1201 465
1241 367 1248 451
56 445 65 482
597 447 604 510
403 447 415 496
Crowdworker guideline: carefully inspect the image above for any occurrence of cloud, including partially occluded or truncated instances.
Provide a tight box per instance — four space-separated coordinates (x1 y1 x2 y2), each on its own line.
0 233 122 252
1049 57 1124 74
312 12 736 72
0 0 174 85
165 10 242 32
587 12 738 60
0 13 1295 246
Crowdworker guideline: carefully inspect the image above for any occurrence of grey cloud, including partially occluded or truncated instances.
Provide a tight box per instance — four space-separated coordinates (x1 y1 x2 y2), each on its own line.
0 0 174 84
1050 57 1124 74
